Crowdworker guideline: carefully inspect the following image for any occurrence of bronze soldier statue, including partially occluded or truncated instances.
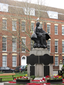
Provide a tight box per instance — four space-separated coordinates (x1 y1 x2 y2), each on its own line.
31 22 50 48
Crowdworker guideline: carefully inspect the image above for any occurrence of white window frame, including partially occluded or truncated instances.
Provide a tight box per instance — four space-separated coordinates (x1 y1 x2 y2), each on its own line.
55 40 58 53
47 23 51 34
0 3 8 12
2 37 7 52
12 55 17 67
47 39 51 52
55 56 58 66
2 18 7 30
21 21 26 32
54 24 58 35
21 37 26 52
62 40 64 53
31 21 35 32
62 25 64 35
12 19 17 31
2 55 7 67
12 38 17 52
24 7 35 16
30 8 35 16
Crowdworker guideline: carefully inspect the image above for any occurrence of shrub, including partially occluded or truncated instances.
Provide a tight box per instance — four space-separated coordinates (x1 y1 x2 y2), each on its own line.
30 75 35 79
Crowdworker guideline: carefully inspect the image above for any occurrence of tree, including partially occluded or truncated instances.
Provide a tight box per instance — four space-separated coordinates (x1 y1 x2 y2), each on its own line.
0 0 46 66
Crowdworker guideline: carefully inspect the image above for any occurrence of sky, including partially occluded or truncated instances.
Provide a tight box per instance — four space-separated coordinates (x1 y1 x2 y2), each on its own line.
14 0 64 9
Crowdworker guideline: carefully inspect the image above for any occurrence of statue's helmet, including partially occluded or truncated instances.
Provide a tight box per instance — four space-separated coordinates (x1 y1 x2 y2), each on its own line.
36 22 40 27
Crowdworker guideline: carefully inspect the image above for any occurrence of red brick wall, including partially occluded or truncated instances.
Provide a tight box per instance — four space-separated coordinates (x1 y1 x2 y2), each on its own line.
0 12 64 70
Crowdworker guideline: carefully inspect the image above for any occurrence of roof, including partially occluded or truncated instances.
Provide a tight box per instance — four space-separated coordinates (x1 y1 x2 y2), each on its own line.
0 0 64 20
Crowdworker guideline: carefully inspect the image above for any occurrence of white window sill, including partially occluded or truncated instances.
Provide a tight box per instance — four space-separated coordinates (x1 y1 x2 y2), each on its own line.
2 51 7 52
12 66 17 67
22 51 26 53
12 51 17 52
55 52 58 53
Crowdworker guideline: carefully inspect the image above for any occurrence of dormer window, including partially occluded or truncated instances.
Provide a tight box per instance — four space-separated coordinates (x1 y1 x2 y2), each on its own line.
24 7 35 16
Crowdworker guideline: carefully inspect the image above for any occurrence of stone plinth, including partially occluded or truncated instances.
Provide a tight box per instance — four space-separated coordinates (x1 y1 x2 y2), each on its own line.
35 64 44 77
30 48 50 56
27 48 53 77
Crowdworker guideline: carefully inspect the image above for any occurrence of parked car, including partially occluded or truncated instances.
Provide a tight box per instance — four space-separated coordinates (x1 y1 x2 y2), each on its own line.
0 67 14 73
15 65 27 72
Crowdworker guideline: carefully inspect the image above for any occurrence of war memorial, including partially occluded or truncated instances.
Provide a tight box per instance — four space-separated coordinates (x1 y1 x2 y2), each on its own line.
27 21 53 77
4 21 64 85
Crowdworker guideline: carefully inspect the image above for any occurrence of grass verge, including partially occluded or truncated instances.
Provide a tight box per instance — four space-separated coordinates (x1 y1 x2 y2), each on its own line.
0 71 27 82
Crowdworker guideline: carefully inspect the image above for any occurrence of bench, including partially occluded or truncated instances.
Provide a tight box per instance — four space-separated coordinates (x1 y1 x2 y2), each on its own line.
0 73 15 82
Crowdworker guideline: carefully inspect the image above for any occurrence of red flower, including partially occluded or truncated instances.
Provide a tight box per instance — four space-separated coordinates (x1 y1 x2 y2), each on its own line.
14 78 16 80
17 77 19 79
42 78 45 81
46 75 50 78
20 76 22 78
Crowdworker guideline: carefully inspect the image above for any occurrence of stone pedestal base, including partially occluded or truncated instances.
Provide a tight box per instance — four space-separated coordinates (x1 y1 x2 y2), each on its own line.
30 48 50 56
27 64 53 77
35 64 44 77
27 48 53 77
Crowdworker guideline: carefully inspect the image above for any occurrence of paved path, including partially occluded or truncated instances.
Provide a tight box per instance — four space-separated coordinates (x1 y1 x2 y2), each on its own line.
0 82 8 85
0 82 4 85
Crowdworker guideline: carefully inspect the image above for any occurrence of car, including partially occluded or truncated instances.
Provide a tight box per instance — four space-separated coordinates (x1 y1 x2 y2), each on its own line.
15 66 20 72
15 65 27 72
0 67 14 73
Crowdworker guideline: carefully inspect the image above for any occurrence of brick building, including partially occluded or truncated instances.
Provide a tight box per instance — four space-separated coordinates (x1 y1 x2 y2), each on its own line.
0 0 64 72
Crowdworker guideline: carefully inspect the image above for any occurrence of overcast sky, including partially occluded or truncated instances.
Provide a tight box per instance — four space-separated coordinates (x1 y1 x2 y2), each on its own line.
14 0 64 9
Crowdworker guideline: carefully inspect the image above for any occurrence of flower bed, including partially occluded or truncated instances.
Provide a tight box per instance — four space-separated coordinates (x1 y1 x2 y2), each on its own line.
27 83 51 85
46 75 62 84
16 79 30 84
14 76 30 84
9 81 16 84
47 79 62 84
31 77 46 83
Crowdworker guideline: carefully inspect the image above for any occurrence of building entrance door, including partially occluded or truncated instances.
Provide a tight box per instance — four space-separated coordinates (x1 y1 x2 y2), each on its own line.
21 55 27 65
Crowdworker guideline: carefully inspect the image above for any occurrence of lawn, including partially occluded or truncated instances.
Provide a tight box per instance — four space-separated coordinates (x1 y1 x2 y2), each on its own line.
0 71 27 82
